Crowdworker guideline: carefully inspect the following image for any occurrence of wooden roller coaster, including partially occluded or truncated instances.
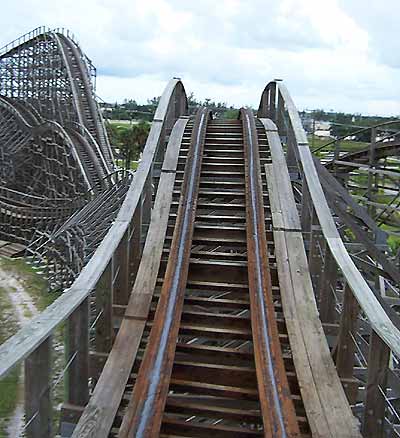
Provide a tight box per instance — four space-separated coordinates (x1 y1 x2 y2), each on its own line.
0 29 400 438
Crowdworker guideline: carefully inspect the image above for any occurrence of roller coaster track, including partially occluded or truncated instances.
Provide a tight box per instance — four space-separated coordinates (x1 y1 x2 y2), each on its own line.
0 28 126 288
1 30 400 438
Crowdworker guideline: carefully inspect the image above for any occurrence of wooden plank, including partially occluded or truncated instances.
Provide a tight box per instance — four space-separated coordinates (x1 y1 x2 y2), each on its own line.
0 79 185 380
113 231 130 306
259 80 400 359
285 232 361 436
71 115 186 438
298 144 400 356
264 164 284 229
273 231 330 437
319 245 338 323
95 261 113 353
260 119 301 230
362 330 390 438
335 284 359 404
263 131 360 436
162 118 189 171
25 337 52 438
65 298 89 407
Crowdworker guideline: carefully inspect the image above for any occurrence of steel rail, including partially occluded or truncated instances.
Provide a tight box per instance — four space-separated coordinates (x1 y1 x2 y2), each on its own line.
118 107 209 437
241 108 300 437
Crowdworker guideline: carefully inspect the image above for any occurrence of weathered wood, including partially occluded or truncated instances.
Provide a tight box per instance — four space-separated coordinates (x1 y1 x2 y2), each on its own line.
129 201 142 286
269 80 400 351
25 337 52 438
264 164 284 229
95 261 113 353
118 108 209 437
142 172 152 229
300 181 312 234
335 284 359 403
114 231 130 306
277 91 284 133
71 116 187 438
362 330 390 438
308 219 323 293
269 82 276 121
296 133 400 356
65 298 89 406
260 119 300 231
0 79 187 380
243 110 300 437
319 245 338 323
263 124 360 437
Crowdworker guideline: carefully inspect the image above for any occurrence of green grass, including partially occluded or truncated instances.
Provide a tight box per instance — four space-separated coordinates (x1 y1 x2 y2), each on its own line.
0 285 21 436
0 257 58 311
0 257 63 435
381 224 400 253
116 159 139 170
309 135 368 155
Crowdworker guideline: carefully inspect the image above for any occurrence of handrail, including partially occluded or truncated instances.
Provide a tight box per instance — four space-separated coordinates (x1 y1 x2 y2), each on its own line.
0 78 187 378
257 81 400 358
0 26 49 57
312 120 400 154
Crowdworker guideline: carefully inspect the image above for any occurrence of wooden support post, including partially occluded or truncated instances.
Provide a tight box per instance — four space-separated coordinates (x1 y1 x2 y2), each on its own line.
305 194 323 297
367 127 377 218
60 299 89 433
300 182 312 235
335 284 359 403
319 245 338 323
130 202 143 286
65 298 89 406
114 231 130 306
95 261 113 354
308 221 323 295
277 91 285 135
362 331 390 438
264 89 270 118
25 337 52 438
333 140 340 177
269 82 276 121
286 126 298 170
174 85 181 123
142 173 152 233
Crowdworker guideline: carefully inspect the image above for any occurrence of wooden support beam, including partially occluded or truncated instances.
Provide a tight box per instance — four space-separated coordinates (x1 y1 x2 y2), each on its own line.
114 231 130 306
142 173 152 231
335 284 359 404
65 297 89 406
129 202 142 286
362 330 390 438
300 182 312 235
95 261 113 354
277 92 285 134
319 245 338 323
25 337 52 438
308 220 323 295
269 82 276 121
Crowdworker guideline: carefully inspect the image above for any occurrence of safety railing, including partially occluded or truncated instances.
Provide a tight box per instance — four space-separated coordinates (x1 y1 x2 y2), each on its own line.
258 80 400 438
0 26 49 57
0 78 188 438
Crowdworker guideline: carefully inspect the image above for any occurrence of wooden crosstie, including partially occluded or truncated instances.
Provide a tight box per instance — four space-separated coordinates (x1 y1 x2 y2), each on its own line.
0 29 399 438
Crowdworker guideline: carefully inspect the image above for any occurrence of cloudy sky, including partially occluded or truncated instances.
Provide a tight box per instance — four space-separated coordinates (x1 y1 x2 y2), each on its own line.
1 0 399 115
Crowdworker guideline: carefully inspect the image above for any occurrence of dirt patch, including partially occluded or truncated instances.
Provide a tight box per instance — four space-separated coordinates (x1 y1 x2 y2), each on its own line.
0 264 39 437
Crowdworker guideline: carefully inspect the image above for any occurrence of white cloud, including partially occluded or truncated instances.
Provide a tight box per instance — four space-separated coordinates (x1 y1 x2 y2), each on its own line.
0 0 399 115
